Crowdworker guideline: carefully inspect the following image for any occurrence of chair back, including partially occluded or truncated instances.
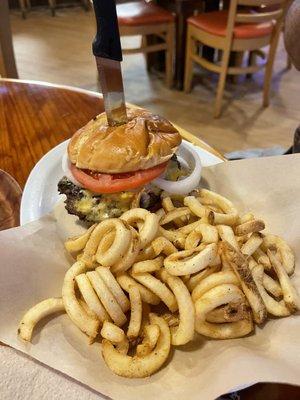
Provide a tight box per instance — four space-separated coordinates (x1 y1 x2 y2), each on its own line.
223 0 289 44
235 0 287 24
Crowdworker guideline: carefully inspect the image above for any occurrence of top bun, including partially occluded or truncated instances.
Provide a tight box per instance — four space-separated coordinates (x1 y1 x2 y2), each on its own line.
68 108 182 173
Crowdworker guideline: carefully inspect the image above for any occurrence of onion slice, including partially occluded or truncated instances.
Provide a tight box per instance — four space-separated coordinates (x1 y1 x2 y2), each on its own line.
62 152 83 187
153 142 202 195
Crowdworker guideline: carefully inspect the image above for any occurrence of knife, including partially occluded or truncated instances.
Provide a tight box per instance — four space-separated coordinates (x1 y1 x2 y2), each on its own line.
92 0 127 126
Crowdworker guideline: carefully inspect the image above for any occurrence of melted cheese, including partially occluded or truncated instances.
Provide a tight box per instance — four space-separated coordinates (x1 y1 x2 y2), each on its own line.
74 191 135 222
75 197 94 214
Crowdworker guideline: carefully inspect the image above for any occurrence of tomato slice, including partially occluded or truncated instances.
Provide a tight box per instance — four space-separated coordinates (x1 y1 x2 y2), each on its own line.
70 162 167 194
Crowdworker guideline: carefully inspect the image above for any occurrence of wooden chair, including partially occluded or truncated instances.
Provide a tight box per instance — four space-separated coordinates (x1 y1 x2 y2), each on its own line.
184 0 288 117
116 1 175 88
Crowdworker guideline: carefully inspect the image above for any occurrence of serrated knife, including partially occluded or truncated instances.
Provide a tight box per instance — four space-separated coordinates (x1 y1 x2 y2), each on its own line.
92 0 127 126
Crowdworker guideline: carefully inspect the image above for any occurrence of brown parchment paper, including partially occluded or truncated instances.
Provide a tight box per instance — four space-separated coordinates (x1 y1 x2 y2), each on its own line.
0 154 300 400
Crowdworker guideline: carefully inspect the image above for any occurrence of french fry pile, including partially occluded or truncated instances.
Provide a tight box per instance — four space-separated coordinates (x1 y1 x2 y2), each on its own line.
18 189 300 378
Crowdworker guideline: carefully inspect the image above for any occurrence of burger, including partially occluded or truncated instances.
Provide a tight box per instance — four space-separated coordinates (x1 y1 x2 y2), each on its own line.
58 108 201 223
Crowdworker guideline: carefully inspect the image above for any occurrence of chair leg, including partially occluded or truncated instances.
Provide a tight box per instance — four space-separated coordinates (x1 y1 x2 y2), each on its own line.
141 35 147 48
232 51 244 84
141 35 151 71
0 53 6 78
183 26 196 93
165 23 175 89
263 24 282 107
214 47 231 118
48 0 56 16
19 0 27 19
286 54 292 69
247 51 255 79
81 0 89 11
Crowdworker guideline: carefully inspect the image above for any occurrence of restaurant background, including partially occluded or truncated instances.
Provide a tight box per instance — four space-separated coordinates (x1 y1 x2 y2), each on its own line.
4 0 300 155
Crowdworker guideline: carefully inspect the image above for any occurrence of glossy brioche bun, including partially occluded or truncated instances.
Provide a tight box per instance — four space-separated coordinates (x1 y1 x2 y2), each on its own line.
68 108 181 173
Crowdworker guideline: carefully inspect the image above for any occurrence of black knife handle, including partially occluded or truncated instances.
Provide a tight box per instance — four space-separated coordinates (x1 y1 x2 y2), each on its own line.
92 0 122 62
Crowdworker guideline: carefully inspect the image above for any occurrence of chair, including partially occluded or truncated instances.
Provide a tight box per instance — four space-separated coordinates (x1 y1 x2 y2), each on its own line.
116 1 175 88
184 0 288 117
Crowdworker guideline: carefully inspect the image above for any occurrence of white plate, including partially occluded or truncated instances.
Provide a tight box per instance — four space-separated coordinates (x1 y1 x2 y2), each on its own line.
20 139 223 225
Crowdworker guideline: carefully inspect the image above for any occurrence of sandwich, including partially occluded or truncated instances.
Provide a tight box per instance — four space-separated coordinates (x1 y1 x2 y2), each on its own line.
58 108 201 223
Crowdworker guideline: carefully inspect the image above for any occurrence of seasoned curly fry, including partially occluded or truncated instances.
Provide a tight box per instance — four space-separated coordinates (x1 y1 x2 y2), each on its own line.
192 271 240 302
18 298 65 342
116 273 160 305
62 261 100 339
65 224 96 254
268 250 300 312
110 226 140 274
127 286 143 339
130 271 178 312
132 256 163 274
241 233 263 257
158 269 194 345
224 244 267 324
162 197 187 227
102 314 171 378
235 219 265 236
120 208 159 247
76 274 110 323
195 284 253 339
136 324 160 357
263 234 295 275
251 264 290 317
152 236 178 256
164 244 217 276
197 189 239 226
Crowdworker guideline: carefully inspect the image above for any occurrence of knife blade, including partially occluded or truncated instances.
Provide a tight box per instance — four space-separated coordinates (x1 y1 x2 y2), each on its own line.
92 0 127 127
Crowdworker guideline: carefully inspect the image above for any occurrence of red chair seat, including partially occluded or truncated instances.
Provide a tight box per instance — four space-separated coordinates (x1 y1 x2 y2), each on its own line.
188 10 273 39
117 1 174 26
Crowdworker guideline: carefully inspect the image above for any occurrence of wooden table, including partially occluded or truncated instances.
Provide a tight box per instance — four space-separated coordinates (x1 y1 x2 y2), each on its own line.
0 78 299 399
0 78 224 188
